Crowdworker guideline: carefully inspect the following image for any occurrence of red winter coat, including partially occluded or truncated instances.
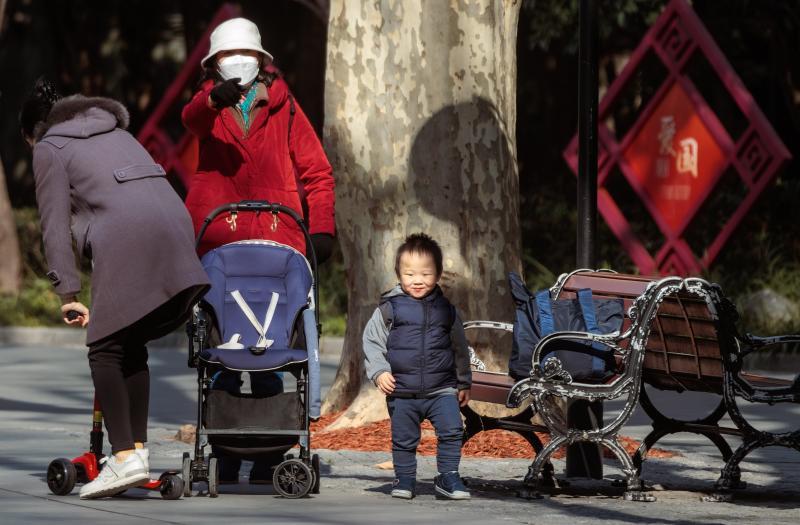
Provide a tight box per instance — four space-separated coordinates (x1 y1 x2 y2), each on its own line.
182 74 335 256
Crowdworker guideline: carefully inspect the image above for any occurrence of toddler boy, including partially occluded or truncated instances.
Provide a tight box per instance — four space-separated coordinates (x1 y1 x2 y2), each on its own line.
363 233 472 499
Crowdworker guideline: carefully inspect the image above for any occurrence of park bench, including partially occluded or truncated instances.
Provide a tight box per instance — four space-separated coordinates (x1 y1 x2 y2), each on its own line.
463 269 800 502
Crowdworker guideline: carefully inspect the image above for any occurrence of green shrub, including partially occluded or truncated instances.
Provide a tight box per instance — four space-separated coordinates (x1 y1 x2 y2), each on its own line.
0 208 92 327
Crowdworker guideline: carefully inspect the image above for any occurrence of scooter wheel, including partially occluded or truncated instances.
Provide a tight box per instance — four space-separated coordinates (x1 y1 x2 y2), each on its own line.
74 462 88 484
311 454 321 494
181 452 193 498
159 473 185 500
47 458 77 496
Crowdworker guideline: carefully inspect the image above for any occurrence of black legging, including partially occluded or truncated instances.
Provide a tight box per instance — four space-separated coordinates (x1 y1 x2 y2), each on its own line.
87 286 205 453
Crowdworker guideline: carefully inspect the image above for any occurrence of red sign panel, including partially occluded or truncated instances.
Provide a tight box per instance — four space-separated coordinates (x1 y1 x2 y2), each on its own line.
563 0 791 275
622 81 727 236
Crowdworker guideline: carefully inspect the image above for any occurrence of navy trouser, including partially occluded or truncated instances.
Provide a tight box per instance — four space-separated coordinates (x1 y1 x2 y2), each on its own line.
386 394 464 478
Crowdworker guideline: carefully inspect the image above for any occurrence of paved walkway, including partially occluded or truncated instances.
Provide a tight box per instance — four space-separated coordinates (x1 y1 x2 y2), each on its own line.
1 336 798 524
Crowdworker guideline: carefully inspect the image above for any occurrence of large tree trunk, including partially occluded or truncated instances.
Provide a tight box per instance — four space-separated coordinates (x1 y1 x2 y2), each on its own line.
322 0 522 419
0 159 22 296
0 3 21 296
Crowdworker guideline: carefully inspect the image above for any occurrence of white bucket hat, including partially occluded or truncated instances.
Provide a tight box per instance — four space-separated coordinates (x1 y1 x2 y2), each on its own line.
201 17 274 68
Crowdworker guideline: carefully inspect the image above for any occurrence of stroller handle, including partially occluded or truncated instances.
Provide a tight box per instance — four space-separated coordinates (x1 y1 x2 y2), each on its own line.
195 200 319 311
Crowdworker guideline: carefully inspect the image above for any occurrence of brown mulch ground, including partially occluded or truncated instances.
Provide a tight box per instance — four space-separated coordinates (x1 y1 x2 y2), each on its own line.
311 413 679 460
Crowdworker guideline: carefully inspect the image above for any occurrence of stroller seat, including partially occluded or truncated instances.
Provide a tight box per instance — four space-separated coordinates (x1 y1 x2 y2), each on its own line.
200 347 308 372
198 240 320 407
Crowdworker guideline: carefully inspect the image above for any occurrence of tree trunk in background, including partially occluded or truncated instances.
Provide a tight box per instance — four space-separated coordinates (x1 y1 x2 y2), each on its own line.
0 155 22 294
322 0 522 419
0 2 22 295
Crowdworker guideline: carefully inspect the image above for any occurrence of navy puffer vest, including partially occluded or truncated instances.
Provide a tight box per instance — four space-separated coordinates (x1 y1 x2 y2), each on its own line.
384 287 456 395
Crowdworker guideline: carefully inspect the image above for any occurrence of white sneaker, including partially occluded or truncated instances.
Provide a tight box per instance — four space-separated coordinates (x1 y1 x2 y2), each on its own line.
79 453 149 499
134 448 150 474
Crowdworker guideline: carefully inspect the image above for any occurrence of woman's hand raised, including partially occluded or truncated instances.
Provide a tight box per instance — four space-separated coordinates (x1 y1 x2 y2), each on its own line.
208 78 244 109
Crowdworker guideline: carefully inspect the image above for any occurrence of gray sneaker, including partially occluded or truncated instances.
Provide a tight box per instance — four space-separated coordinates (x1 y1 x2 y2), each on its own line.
79 453 149 499
434 471 470 500
391 477 416 499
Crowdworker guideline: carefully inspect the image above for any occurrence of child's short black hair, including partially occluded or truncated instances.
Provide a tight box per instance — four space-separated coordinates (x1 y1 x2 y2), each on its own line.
394 233 443 277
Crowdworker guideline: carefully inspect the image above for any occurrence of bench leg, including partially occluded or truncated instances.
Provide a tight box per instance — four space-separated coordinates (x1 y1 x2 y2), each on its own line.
461 404 557 489
700 437 761 502
636 385 735 482
519 435 567 499
601 438 656 502
461 404 486 442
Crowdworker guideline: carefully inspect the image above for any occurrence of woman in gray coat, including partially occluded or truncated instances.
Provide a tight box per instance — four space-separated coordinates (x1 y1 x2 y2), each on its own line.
20 79 210 499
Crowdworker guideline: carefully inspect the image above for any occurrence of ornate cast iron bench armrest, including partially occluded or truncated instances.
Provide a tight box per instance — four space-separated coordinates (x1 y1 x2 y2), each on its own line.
739 334 800 399
463 320 513 372
509 276 692 502
506 329 632 409
746 334 800 349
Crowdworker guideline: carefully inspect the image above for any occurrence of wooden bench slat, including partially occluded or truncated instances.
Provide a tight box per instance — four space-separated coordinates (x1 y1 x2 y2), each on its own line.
561 272 730 393
471 371 516 405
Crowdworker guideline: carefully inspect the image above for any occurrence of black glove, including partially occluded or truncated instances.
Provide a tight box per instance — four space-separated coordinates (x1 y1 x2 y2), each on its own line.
209 78 242 108
307 233 335 265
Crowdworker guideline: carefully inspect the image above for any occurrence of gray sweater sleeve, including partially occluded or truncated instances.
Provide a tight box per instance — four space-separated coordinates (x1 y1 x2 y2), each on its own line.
362 307 392 384
451 311 472 390
32 144 81 299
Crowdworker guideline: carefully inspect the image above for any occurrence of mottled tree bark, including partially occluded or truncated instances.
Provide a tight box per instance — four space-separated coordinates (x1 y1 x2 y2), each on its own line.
0 2 22 296
0 154 21 294
323 0 522 416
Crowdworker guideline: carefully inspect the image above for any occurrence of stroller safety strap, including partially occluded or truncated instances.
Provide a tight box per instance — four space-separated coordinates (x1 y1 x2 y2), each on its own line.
218 333 244 350
231 290 279 348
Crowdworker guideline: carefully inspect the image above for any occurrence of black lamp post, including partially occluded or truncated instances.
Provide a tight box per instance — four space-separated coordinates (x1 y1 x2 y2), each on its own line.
566 0 604 480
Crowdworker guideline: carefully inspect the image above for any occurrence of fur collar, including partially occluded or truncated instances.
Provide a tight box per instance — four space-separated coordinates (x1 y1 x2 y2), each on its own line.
34 95 130 141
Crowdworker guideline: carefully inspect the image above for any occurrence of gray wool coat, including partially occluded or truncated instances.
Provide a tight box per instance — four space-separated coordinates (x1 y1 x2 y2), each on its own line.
32 95 210 344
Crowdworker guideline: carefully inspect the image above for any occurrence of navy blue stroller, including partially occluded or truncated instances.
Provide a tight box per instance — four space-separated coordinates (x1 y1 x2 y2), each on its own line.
182 201 321 499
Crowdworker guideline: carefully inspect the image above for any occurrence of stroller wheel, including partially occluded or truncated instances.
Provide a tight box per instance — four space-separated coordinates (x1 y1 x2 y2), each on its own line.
311 454 320 494
208 456 219 498
181 452 193 498
273 459 313 499
159 473 185 500
47 458 77 496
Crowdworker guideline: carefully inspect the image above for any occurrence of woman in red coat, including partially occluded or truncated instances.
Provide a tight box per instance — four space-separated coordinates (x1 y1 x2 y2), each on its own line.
182 17 335 484
182 18 335 259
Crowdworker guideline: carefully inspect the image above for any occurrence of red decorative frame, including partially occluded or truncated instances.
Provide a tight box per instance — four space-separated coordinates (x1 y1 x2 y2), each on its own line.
563 0 791 275
137 3 239 191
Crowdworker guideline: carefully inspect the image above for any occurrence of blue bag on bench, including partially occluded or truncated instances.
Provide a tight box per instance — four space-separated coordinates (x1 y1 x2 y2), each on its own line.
507 272 624 382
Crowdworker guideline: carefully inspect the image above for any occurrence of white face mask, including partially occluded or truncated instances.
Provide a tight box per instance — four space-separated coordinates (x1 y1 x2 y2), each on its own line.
217 54 260 86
